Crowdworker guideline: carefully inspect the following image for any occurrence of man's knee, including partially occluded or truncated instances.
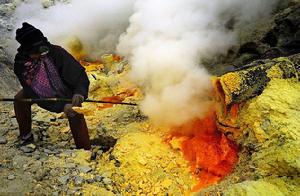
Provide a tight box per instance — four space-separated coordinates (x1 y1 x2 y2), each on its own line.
14 89 26 99
14 89 32 107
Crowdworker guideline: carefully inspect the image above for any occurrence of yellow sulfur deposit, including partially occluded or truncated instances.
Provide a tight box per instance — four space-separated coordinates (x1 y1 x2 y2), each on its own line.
222 78 300 195
95 132 197 195
238 78 300 144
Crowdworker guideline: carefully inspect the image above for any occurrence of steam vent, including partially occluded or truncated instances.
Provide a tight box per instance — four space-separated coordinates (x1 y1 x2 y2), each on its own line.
0 0 300 195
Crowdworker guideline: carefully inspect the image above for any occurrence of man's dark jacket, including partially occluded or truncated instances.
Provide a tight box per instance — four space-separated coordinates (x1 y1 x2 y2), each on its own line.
14 44 90 113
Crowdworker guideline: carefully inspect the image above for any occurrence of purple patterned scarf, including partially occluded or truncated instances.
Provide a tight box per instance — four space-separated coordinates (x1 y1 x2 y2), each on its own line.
23 55 70 98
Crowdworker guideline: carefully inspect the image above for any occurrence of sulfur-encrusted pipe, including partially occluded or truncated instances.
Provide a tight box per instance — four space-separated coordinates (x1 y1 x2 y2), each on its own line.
212 55 300 139
213 56 299 106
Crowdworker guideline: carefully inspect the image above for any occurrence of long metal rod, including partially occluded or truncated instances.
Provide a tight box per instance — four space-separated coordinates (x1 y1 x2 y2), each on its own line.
0 98 138 106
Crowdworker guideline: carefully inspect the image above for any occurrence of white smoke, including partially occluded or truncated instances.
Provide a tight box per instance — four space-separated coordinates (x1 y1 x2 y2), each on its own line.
13 0 135 58
13 0 279 126
117 0 279 126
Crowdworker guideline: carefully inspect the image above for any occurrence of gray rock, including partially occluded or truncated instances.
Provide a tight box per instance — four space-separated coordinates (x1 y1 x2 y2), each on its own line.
50 169 59 177
66 189 76 195
32 154 41 160
29 161 42 172
10 118 18 127
86 178 95 183
77 166 92 173
64 163 76 169
61 134 70 141
33 114 52 123
52 191 59 196
70 171 78 176
20 146 35 153
95 175 104 182
0 127 8 136
57 141 68 148
27 143 36 149
58 175 70 185
22 164 29 171
35 169 47 181
39 156 48 162
7 174 15 180
0 137 7 144
44 148 55 155
12 155 30 168
74 176 84 186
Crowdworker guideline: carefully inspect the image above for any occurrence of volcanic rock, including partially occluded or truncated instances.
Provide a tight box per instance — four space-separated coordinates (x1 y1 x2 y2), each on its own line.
0 137 7 144
77 166 92 173
95 175 104 182
20 144 36 153
74 176 84 186
7 174 15 180
58 175 70 185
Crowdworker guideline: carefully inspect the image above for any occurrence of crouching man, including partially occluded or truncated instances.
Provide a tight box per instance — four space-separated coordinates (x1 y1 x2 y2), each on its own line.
13 22 91 150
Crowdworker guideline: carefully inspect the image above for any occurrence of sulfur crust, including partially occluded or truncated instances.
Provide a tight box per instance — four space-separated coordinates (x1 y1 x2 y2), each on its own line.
224 78 300 195
238 78 300 144
220 72 242 104
266 64 284 78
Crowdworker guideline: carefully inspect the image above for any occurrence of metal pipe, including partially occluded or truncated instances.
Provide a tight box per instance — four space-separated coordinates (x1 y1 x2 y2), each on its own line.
0 98 138 106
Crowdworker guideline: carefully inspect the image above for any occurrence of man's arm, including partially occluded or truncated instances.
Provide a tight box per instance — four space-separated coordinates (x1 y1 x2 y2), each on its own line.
14 54 34 95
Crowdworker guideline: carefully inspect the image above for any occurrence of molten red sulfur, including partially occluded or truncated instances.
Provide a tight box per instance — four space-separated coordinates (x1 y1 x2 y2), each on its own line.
170 113 239 191
97 96 125 109
97 89 137 110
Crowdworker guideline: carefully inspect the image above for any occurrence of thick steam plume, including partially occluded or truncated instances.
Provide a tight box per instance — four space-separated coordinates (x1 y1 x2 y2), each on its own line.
117 0 279 126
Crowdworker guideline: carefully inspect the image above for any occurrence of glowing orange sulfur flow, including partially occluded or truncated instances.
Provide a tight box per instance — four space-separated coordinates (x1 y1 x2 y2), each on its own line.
168 113 239 191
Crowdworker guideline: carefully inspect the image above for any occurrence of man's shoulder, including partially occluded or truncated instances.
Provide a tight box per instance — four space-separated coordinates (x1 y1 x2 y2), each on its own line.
50 44 65 53
49 44 73 58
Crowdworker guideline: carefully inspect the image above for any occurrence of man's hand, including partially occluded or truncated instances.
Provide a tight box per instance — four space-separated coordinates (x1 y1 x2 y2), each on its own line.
72 94 84 107
64 94 84 117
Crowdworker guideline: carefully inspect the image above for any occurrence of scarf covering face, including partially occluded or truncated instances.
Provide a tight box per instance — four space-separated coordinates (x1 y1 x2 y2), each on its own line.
23 55 71 98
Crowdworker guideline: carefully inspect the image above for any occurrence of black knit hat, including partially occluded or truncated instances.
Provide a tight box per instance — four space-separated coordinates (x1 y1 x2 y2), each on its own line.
15 22 48 49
